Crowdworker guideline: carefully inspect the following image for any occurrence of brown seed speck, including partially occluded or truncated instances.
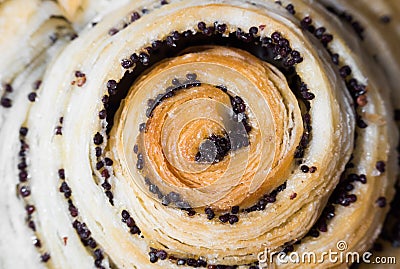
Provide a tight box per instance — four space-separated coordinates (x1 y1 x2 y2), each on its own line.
4 83 13 92
101 169 110 179
108 28 119 36
41 253 50 263
380 15 391 24
19 171 28 182
75 71 85 77
69 204 78 217
95 147 102 157
197 21 206 31
331 53 339 65
121 58 133 69
99 109 107 119
139 53 150 65
249 26 258 35
104 157 113 166
394 109 400 121
33 238 41 248
121 210 130 220
69 33 78 40
19 127 28 136
107 80 118 95
358 174 367 184
205 207 215 220
63 237 68 246
28 92 37 102
300 16 312 28
309 166 317 173
219 213 230 223
373 242 383 252
229 214 239 224
20 186 31 197
131 12 141 22
139 123 146 132
101 181 111 191
376 161 385 173
1 97 12 108
26 205 35 215
286 4 295 15
76 76 86 87
58 169 65 179
357 118 368 128
290 193 297 200
300 165 309 173
28 220 36 231
96 161 104 170
376 197 386 208
55 126 62 135
33 80 42 90
357 95 368 106
231 206 239 214
93 132 103 145
18 162 27 170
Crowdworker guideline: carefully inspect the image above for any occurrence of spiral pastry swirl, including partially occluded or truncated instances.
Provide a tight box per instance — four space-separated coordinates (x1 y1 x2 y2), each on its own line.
0 0 399 268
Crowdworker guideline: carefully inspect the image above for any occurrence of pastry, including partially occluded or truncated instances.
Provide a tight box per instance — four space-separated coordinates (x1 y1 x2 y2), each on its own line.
0 0 399 268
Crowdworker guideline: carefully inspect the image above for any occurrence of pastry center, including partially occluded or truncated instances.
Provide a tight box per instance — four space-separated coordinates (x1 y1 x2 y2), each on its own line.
115 46 302 210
